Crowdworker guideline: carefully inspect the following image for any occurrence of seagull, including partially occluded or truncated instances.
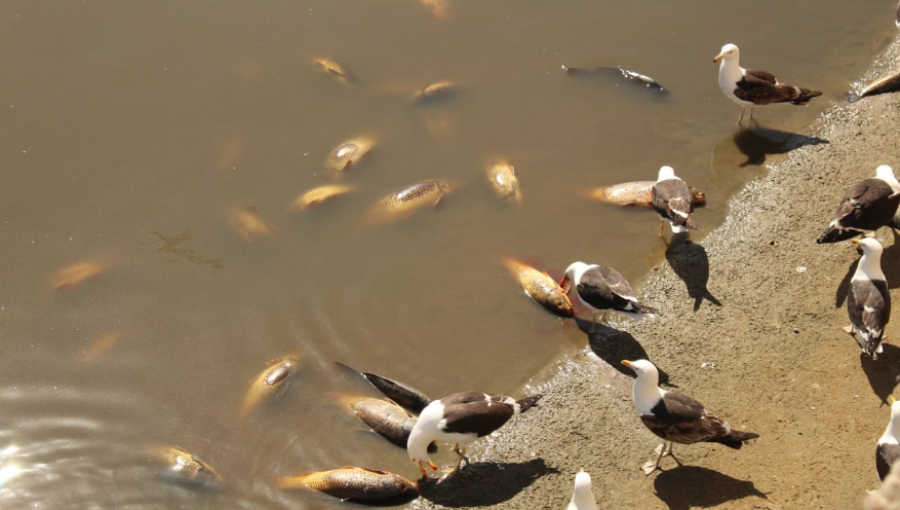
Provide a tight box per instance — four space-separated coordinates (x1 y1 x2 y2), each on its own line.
407 391 542 478
878 396 900 481
567 469 598 510
713 43 822 124
559 262 658 333
621 359 759 475
651 166 702 235
817 165 900 244
846 238 891 360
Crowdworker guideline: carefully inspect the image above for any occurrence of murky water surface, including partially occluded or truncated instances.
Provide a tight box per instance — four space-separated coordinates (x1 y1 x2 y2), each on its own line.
0 0 894 507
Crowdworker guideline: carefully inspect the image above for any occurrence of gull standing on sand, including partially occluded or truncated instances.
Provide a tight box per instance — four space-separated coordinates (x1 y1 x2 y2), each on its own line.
621 359 759 475
567 470 598 510
713 43 822 124
817 165 900 244
559 262 658 333
651 165 702 235
846 238 891 360
878 396 900 481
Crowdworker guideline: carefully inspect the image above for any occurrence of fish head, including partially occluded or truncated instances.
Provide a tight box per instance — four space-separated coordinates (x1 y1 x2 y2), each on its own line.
548 290 575 317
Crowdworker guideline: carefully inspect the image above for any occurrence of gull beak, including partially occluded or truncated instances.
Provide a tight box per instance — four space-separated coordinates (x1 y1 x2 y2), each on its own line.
713 53 725 64
621 360 633 369
851 239 860 246
429 459 438 471
558 275 570 292
417 461 428 478
579 467 585 473
890 396 896 404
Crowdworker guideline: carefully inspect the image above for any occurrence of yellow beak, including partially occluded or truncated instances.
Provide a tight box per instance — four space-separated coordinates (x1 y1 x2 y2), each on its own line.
890 395 896 404
621 360 633 369
851 238 860 246
713 54 725 64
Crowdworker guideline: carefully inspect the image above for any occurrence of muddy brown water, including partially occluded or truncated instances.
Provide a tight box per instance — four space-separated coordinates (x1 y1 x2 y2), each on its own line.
0 0 895 508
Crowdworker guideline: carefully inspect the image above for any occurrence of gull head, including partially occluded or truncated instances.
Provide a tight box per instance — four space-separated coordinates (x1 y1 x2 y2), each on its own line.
713 43 740 64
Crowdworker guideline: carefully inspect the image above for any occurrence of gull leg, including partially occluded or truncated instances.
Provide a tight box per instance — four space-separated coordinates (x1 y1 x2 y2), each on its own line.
748 108 755 122
842 324 855 335
662 441 682 466
600 311 610 327
589 313 598 334
641 443 668 475
737 107 746 125
418 461 429 478
442 444 467 476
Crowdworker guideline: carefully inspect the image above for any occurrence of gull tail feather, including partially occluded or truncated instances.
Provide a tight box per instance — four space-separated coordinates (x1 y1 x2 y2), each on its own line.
710 430 759 449
792 88 822 106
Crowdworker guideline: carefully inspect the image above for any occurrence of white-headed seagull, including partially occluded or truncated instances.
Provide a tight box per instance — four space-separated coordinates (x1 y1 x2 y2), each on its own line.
559 262 657 333
407 391 542 478
651 166 701 234
622 359 759 475
714 43 822 124
567 469 598 510
878 396 900 481
846 238 891 360
817 165 900 244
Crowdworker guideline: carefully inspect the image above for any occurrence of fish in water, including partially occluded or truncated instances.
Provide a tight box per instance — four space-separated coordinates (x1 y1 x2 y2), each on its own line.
420 0 448 18
502 258 575 317
50 261 107 292
586 181 706 209
277 467 419 502
314 58 350 83
325 137 374 173
293 184 355 211
347 397 437 452
486 161 522 204
363 180 454 225
242 355 302 419
229 206 275 242
336 362 433 414
152 446 223 487
852 68 900 102
412 81 457 104
564 65 669 95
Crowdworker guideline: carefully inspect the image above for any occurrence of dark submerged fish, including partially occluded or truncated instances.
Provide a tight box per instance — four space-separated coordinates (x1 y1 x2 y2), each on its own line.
564 65 669 95
277 467 418 502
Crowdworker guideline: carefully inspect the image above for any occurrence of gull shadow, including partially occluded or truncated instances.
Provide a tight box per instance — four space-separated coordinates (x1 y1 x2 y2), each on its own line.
731 124 829 167
861 345 900 405
835 230 900 308
653 466 767 510
418 458 559 507
665 233 722 311
575 317 675 388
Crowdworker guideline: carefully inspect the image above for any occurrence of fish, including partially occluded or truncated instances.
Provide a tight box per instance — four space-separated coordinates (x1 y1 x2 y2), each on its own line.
152 446 223 487
277 467 418 502
336 362 432 414
564 65 669 95
314 58 350 82
420 0 448 18
586 181 706 209
51 261 107 292
854 68 900 101
502 258 574 317
487 161 522 204
412 81 457 104
363 180 454 225
293 184 355 211
325 137 374 172
83 331 125 361
229 206 275 242
347 398 436 452
242 356 302 419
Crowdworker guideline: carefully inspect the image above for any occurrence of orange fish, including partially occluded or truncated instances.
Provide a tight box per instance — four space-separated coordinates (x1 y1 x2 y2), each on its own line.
83 332 125 361
503 258 574 317
229 206 275 242
325 137 375 173
586 181 705 209
277 467 418 502
293 184 355 211
51 261 107 292
487 161 522 204
363 180 454 226
242 355 302 419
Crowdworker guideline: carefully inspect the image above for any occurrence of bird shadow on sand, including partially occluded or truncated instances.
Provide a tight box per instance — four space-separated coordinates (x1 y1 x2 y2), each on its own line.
653 466 767 510
417 458 559 507
731 123 829 167
575 317 676 388
665 233 722 311
834 230 900 307
861 345 900 405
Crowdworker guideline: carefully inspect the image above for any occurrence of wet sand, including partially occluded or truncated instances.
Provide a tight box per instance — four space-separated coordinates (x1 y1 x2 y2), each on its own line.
410 38 900 510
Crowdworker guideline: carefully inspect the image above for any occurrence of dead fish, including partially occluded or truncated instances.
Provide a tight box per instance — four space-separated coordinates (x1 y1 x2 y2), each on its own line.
314 58 350 82
229 206 275 242
364 180 454 225
586 181 706 209
242 355 302 419
277 467 418 502
51 261 107 291
855 68 900 100
486 161 522 204
325 137 374 172
336 362 433 414
293 184 355 211
564 65 669 95
420 0 448 18
502 258 574 317
412 81 457 104
153 446 222 487
83 331 125 361
347 398 435 453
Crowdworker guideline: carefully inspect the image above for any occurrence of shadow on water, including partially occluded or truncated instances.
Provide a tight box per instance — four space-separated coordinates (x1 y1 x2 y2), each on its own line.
665 233 721 311
731 123 829 167
574 317 675 388
418 458 559 507
835 230 900 308
861 346 900 405
653 466 767 510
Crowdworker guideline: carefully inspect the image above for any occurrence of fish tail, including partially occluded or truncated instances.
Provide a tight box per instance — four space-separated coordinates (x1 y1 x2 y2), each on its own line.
515 394 543 413
711 430 759 449
276 475 310 489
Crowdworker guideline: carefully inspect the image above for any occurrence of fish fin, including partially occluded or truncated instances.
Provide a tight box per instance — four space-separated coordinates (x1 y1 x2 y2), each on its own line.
433 194 443 207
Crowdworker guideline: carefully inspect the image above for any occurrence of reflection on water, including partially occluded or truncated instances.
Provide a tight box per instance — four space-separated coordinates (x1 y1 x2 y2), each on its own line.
0 0 893 507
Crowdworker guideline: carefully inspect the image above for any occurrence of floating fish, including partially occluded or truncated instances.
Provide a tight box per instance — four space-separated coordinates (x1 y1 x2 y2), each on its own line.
83 331 125 361
229 206 275 242
153 446 222 487
336 362 433 414
51 261 107 292
294 184 355 211
363 180 453 225
420 0 448 18
277 467 418 502
586 181 706 209
242 356 302 419
854 68 900 101
347 398 436 452
412 81 457 104
564 65 669 95
502 258 574 317
486 161 522 204
325 137 374 173
314 58 350 83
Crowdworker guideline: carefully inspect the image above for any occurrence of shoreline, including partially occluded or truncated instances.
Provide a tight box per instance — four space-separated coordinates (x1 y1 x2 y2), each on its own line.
411 36 900 510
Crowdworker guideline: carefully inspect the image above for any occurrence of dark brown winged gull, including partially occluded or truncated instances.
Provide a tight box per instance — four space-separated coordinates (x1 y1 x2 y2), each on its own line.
878 396 900 481
846 238 891 360
621 359 758 475
713 43 822 124
651 166 701 234
559 261 658 333
817 165 900 244
406 391 541 478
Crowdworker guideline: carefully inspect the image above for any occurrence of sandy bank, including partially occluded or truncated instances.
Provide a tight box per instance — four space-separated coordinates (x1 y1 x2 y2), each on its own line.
409 37 900 510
